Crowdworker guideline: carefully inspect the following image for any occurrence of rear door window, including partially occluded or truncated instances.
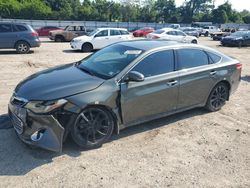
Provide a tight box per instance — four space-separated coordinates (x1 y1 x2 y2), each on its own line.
0 24 12 33
120 30 129 35
13 25 28 32
206 52 221 64
177 49 209 69
132 50 175 77
110 30 121 36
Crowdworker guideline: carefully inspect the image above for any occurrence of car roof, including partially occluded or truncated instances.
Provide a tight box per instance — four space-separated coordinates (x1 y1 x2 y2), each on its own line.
97 27 127 31
118 40 181 51
118 40 221 54
0 22 27 25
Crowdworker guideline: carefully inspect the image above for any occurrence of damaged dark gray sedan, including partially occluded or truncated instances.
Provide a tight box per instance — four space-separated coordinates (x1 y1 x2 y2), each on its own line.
8 40 241 152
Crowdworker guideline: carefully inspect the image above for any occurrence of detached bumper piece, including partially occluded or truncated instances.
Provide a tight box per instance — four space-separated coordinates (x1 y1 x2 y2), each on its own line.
9 103 65 152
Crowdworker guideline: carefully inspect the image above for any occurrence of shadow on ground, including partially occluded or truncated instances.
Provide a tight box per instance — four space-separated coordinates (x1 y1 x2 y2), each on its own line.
0 50 34 55
241 75 250 83
0 108 207 176
63 49 97 54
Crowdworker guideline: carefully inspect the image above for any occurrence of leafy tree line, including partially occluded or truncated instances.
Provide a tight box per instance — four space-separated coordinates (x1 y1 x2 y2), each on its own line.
0 0 250 24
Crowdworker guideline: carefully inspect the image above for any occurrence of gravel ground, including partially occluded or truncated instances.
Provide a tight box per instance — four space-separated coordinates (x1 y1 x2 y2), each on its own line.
0 38 249 188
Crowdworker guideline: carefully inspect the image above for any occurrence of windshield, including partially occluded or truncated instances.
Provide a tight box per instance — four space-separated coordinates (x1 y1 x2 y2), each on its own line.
231 31 246 37
87 29 99 36
153 29 165 34
78 44 144 79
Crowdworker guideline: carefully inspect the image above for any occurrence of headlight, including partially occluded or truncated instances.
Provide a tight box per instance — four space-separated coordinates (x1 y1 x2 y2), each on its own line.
25 99 67 114
72 39 82 42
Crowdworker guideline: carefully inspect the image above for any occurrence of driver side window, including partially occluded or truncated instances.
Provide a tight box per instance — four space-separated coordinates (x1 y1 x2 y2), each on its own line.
95 30 108 37
132 50 175 78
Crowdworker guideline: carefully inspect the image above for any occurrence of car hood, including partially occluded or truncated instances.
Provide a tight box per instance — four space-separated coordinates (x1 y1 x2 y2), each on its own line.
14 64 104 101
223 36 243 40
73 35 92 41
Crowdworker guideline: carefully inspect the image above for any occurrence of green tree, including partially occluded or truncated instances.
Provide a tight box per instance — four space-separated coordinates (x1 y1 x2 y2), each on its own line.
20 0 52 19
0 0 21 18
243 15 250 24
154 0 177 23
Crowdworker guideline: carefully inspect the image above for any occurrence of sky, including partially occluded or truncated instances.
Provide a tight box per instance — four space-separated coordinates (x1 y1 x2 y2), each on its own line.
175 0 250 11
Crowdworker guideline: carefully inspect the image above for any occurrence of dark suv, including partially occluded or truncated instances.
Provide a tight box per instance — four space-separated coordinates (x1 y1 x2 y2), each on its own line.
0 22 41 54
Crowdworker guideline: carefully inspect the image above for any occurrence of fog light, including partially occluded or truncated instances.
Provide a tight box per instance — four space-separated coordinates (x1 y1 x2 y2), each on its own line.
31 130 44 141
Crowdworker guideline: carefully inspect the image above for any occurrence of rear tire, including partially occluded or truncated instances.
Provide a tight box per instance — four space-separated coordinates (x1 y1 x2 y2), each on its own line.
205 31 209 37
15 41 30 54
81 43 93 52
71 107 114 149
191 40 198 44
205 82 229 112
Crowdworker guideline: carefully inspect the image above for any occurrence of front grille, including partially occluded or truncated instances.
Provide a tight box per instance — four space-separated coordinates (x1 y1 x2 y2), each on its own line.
9 110 24 134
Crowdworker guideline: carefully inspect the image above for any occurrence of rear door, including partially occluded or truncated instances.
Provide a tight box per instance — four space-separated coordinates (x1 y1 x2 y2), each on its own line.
176 48 219 109
0 23 16 48
120 50 179 126
109 29 122 43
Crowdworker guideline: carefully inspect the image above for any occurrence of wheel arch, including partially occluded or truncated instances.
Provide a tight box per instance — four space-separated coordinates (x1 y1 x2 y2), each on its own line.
207 80 231 102
14 40 30 48
82 42 93 49
78 104 120 135
55 34 65 41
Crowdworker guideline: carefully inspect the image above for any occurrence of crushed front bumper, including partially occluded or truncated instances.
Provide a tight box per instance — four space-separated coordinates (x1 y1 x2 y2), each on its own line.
8 102 65 152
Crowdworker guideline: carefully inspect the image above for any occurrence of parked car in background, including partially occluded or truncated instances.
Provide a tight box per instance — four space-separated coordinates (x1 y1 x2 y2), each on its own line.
201 26 221 37
147 28 198 44
49 25 87 42
221 31 250 47
70 28 132 52
169 24 180 29
0 22 41 54
37 26 63 36
133 27 155 37
9 40 241 152
180 27 199 38
210 31 230 41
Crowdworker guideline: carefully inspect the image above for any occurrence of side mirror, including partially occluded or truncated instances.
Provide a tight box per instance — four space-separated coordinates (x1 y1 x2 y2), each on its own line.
124 71 145 82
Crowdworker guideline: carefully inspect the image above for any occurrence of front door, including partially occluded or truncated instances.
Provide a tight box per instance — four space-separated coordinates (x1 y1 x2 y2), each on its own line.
120 50 179 126
92 29 110 49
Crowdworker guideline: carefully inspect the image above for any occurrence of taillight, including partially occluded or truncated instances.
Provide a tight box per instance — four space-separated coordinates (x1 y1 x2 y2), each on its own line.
236 63 242 70
31 32 38 37
152 36 160 39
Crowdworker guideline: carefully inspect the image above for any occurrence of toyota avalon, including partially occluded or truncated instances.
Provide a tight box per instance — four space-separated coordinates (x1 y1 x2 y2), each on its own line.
8 40 241 152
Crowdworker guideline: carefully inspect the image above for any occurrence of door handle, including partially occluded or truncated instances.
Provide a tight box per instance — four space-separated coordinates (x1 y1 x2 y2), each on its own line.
167 80 178 86
210 70 217 75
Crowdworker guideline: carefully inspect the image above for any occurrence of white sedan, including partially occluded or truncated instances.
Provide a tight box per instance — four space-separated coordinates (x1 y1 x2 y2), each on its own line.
147 28 198 44
70 28 132 52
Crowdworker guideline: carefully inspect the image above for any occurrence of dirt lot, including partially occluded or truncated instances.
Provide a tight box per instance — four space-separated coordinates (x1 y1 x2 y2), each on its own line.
0 38 249 187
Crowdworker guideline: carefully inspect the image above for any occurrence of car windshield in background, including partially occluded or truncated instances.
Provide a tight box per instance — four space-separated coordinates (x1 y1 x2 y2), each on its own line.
153 30 165 34
78 44 144 79
88 29 99 36
231 31 246 37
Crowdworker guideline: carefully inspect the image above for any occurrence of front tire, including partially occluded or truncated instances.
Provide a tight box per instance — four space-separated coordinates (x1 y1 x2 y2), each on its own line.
16 41 30 54
205 83 229 112
71 107 114 149
81 43 93 52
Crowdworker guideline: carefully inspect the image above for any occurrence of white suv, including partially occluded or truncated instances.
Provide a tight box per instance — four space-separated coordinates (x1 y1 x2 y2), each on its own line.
70 28 132 52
